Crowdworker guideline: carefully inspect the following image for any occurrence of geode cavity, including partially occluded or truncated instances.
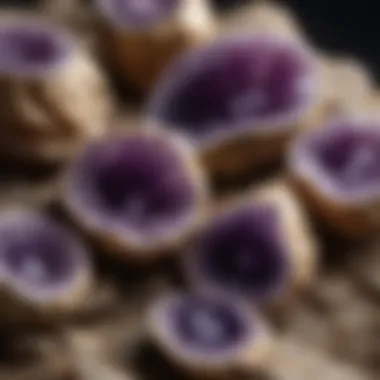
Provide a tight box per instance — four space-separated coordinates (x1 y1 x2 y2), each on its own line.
148 292 266 371
0 210 91 309
290 117 380 236
149 33 316 174
64 130 208 258
185 202 290 302
0 21 69 75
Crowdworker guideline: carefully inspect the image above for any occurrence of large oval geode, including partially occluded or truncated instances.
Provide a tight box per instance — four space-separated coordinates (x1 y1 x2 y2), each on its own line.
63 129 208 260
289 116 380 237
0 209 92 316
96 0 215 91
148 33 318 177
0 15 112 162
184 183 318 304
147 292 272 374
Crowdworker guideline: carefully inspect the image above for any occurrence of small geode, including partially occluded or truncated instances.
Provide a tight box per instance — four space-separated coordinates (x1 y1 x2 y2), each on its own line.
147 292 272 375
0 209 92 318
63 129 209 260
0 14 112 162
289 116 380 237
148 33 319 178
95 0 215 91
184 182 318 304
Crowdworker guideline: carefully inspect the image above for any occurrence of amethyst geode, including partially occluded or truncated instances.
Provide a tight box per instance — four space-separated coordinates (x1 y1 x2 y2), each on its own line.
95 0 215 91
185 183 318 303
148 292 272 373
149 33 317 176
0 210 91 315
0 16 112 162
63 130 208 259
290 116 380 237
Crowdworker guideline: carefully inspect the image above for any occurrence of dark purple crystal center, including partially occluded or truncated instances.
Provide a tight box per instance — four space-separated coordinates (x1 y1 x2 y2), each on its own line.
77 135 196 235
0 26 64 69
101 0 179 27
0 221 77 287
152 37 313 139
309 123 380 191
193 205 288 299
172 296 247 351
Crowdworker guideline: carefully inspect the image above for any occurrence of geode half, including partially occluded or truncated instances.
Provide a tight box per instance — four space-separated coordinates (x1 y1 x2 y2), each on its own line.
184 182 318 304
290 116 380 237
63 129 209 260
148 33 318 177
147 292 272 374
0 209 92 317
0 14 113 162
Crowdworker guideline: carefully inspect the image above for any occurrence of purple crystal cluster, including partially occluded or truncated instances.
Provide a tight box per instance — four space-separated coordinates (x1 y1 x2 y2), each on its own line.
0 22 70 76
292 119 380 200
0 211 89 305
148 291 262 368
149 34 315 146
185 204 289 302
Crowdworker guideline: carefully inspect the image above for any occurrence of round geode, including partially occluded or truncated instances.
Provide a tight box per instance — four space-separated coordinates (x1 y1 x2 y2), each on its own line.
0 15 112 163
290 116 380 237
147 292 272 374
63 129 208 260
0 209 92 316
185 183 318 304
148 33 318 177
95 0 215 91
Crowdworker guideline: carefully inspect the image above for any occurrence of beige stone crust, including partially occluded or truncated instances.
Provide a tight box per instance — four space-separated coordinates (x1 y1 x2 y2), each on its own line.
146 291 274 376
0 13 114 163
290 169 380 239
67 329 137 380
316 55 374 120
219 0 304 41
62 128 211 263
96 0 216 92
268 338 368 380
253 180 319 292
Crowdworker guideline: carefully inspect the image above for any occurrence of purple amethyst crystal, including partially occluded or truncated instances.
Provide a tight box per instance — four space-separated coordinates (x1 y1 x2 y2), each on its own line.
185 203 289 302
149 292 256 362
65 131 203 247
96 0 180 28
291 117 380 201
0 211 89 301
149 34 316 146
0 21 70 76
